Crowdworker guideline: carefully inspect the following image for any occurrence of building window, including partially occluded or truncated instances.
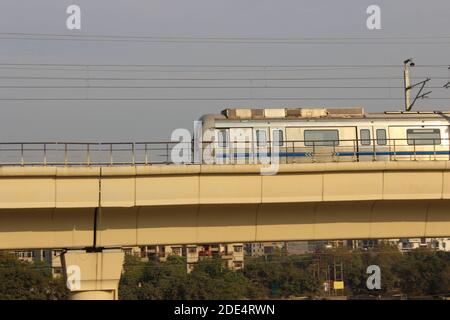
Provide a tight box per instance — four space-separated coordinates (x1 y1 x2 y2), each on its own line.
217 129 228 147
407 128 441 145
188 247 197 254
256 130 267 147
360 129 371 146
272 130 284 146
304 130 339 146
376 129 387 145
233 245 243 252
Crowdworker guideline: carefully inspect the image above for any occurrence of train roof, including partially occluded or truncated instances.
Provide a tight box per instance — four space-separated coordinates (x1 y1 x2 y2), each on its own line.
200 107 450 122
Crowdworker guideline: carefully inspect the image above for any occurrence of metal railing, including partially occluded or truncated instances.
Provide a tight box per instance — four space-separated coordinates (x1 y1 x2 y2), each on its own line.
0 138 447 166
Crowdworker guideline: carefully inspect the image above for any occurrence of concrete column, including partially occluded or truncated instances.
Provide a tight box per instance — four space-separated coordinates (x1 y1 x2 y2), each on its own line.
61 249 124 300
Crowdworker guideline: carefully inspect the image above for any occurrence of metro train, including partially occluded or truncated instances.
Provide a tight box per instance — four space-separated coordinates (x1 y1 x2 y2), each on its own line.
199 107 450 164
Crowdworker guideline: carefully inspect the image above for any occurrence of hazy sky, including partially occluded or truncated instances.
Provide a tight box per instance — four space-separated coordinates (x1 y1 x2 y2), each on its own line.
0 0 450 141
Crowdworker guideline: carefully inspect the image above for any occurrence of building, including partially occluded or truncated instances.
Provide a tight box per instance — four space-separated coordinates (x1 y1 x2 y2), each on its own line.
139 243 244 272
12 249 63 278
245 242 286 256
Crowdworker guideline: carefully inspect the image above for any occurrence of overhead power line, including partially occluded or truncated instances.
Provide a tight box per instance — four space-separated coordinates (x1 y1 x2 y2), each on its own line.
0 97 448 101
1 32 450 45
0 62 447 68
1 85 445 89
0 76 444 81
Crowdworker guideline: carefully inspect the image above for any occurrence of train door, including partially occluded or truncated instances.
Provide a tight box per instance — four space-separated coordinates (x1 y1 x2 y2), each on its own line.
301 126 356 162
373 126 389 161
357 126 373 161
253 127 269 164
215 128 230 164
270 127 286 164
229 127 253 164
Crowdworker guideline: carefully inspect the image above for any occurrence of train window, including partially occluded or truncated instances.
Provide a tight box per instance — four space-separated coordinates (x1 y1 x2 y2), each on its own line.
376 129 387 145
272 130 284 146
304 130 339 146
217 129 228 147
360 129 371 146
407 129 441 145
256 130 267 147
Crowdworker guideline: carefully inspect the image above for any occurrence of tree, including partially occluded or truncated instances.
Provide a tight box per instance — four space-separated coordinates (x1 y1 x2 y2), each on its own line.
0 252 67 300
396 249 450 296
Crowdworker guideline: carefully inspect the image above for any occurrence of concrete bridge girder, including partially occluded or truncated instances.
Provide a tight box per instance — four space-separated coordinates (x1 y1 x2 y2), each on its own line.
0 162 449 250
0 200 449 249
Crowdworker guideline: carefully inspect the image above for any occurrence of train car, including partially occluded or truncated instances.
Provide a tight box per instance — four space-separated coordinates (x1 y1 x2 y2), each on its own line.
200 107 450 164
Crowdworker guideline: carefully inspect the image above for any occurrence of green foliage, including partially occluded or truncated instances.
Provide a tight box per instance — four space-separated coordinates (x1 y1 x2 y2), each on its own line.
119 246 449 300
0 252 68 300
341 244 403 295
395 249 450 296
242 253 320 298
1 245 449 300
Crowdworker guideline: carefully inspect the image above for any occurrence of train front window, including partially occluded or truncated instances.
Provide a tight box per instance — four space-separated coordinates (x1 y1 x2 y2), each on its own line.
376 129 387 145
304 130 339 146
272 130 284 146
217 129 228 147
256 130 267 147
407 129 441 145
360 129 371 146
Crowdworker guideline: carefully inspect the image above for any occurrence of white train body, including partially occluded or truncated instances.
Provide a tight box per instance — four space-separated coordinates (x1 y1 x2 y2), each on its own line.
200 107 450 164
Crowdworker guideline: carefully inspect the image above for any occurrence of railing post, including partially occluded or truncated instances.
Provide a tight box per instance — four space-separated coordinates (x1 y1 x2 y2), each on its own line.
109 144 113 166
87 144 91 166
64 143 68 166
132 143 135 165
21 143 24 166
291 141 294 164
312 141 316 163
332 142 336 162
166 143 169 164
352 140 356 162
413 140 416 161
43 144 47 166
433 139 436 161
372 139 376 161
393 140 397 161
144 143 148 165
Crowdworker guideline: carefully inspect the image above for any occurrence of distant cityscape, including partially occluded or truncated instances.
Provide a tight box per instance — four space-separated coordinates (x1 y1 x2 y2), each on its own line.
12 237 450 278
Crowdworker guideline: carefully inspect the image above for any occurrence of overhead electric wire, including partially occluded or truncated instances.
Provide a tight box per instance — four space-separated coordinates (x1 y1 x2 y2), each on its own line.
1 32 450 45
0 62 448 68
1 85 446 89
0 97 448 101
0 76 444 81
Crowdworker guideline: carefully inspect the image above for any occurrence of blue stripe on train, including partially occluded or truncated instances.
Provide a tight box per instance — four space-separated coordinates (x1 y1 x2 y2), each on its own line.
216 150 450 158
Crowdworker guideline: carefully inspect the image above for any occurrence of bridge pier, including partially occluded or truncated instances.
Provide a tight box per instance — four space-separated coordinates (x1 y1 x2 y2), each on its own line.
61 249 124 300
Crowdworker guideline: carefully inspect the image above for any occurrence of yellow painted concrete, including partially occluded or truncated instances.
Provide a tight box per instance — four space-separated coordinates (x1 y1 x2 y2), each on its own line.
262 174 323 202
136 175 198 206
61 249 124 300
136 205 198 245
56 178 99 208
199 175 261 204
0 162 449 249
1 162 450 208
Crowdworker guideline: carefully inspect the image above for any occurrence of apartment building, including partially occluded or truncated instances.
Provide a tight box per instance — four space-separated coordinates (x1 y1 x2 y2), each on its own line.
12 249 63 278
138 243 244 272
244 242 286 256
